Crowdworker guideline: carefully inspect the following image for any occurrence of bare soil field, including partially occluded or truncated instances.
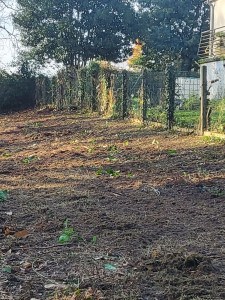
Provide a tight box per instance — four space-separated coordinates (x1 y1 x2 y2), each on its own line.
0 110 225 300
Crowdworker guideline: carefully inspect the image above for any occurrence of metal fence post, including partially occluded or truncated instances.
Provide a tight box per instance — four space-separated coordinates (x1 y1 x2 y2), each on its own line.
200 65 207 135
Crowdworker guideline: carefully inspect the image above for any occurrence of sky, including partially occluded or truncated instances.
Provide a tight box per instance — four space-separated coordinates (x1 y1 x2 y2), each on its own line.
0 38 18 68
0 0 19 69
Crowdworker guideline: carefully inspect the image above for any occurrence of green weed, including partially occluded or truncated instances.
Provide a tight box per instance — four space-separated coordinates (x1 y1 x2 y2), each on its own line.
208 187 225 197
127 173 133 178
86 140 96 153
107 145 119 161
27 122 42 128
96 167 103 175
0 190 7 202
202 136 225 144
167 150 177 155
2 266 11 274
87 147 95 153
92 236 97 243
108 145 118 153
96 167 120 177
2 153 12 157
58 218 74 243
106 156 117 162
106 168 120 177
183 172 192 180
21 155 38 164
70 138 78 143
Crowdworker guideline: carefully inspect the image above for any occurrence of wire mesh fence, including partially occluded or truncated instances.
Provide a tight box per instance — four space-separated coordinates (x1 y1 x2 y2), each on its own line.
34 65 225 133
174 72 200 129
127 71 142 118
144 71 167 124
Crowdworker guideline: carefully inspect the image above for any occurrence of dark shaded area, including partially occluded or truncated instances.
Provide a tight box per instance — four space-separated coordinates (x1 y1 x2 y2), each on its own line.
0 72 35 113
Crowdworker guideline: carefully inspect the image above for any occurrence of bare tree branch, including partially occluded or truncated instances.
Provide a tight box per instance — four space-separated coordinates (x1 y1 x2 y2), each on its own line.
0 0 16 11
0 24 13 36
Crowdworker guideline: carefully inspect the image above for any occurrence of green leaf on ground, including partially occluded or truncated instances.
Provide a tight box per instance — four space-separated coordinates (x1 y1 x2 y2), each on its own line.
92 236 97 243
104 264 116 271
167 150 177 155
58 233 70 243
63 228 74 235
0 190 7 201
2 153 12 157
64 218 69 229
2 266 11 273
58 218 74 243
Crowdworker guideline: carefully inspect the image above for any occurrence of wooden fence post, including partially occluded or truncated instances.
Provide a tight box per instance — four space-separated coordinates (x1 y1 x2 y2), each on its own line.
165 66 175 130
122 70 129 119
142 68 148 122
200 65 207 135
79 68 86 110
91 77 98 111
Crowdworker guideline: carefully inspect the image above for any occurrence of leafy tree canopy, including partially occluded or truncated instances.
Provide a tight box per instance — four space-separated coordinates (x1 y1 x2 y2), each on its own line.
136 0 210 71
14 0 138 67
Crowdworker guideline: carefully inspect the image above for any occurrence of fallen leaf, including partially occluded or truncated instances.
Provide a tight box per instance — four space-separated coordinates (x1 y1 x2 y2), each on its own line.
2 266 11 273
5 227 10 235
84 287 94 298
84 287 103 300
22 262 32 269
13 230 29 238
35 223 44 230
104 264 117 271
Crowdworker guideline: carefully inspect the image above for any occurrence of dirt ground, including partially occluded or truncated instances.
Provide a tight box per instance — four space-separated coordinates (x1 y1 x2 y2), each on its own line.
0 109 225 300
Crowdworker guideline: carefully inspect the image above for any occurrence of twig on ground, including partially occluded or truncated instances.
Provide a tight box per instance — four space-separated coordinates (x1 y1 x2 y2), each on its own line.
140 184 161 196
31 259 58 284
16 243 74 250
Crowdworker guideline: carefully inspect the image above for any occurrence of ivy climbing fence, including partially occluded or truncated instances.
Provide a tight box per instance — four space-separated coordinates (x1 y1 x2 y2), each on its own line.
35 66 205 130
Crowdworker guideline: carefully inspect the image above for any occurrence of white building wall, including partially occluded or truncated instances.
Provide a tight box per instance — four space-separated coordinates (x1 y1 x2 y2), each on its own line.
214 0 225 29
204 60 225 100
176 77 200 100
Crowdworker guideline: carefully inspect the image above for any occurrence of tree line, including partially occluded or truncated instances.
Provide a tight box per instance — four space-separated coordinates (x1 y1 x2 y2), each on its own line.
0 0 209 112
13 0 209 72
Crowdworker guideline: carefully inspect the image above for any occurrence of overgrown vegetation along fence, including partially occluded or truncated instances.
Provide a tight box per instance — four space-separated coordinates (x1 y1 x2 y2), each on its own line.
34 63 224 132
0 61 223 133
35 65 199 127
